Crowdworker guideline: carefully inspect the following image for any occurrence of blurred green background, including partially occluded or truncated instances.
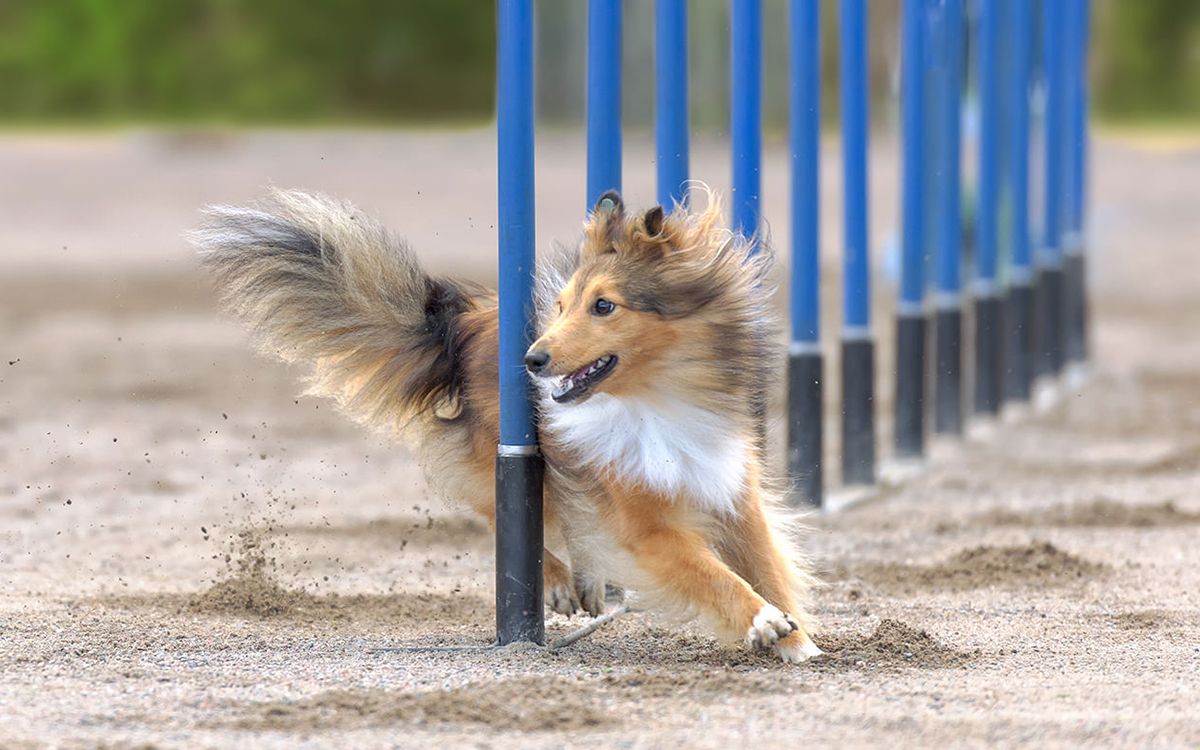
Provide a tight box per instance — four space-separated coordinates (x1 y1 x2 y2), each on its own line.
0 0 1195 127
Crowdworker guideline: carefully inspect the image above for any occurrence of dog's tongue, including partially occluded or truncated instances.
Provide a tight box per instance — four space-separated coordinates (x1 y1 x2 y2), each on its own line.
552 370 583 399
551 379 573 400
551 361 594 399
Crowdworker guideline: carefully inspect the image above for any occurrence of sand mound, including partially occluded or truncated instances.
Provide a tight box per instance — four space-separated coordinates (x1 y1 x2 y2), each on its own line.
190 572 311 617
850 542 1106 593
187 527 313 617
815 619 976 671
232 677 610 732
981 500 1200 528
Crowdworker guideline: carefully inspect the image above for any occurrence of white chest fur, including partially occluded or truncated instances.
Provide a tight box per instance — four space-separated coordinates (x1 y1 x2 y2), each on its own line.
543 392 749 515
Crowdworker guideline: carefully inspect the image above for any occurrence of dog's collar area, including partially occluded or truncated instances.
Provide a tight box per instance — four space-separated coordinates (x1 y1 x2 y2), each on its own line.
550 354 618 403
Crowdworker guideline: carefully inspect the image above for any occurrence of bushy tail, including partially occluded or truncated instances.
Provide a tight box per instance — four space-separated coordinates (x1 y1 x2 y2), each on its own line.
190 190 480 432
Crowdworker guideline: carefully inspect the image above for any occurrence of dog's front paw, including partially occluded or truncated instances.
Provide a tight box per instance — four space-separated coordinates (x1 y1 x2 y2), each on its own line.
775 630 823 664
746 604 798 649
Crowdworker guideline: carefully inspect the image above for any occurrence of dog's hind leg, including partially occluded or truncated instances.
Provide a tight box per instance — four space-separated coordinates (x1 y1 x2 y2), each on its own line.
563 532 608 617
542 550 582 615
477 506 580 615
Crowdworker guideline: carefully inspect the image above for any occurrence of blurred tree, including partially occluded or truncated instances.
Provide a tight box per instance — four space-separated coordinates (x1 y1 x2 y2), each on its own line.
1095 0 1200 122
0 0 1195 126
0 0 495 124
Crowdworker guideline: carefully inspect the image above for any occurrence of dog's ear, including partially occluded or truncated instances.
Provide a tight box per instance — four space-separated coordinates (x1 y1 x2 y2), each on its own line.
641 206 664 238
583 190 625 257
593 189 624 218
626 205 671 260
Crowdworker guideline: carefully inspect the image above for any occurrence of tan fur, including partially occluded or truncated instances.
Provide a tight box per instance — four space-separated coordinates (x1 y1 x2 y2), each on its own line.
193 188 820 661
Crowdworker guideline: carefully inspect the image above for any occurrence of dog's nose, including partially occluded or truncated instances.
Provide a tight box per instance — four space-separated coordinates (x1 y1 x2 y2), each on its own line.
524 349 551 374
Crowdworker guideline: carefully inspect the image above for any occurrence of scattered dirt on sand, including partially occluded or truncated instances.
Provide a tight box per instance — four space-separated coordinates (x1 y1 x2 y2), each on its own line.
1103 610 1173 631
102 526 489 628
108 585 490 630
279 514 490 549
814 619 977 671
598 668 809 697
846 542 1107 594
189 588 489 628
979 499 1200 529
231 677 611 732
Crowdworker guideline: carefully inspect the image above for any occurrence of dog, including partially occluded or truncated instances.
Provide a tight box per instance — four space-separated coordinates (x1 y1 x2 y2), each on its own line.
192 188 821 663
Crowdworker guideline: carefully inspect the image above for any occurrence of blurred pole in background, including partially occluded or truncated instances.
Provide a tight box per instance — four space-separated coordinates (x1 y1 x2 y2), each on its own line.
895 0 927 459
786 0 822 507
973 0 1004 415
731 0 762 246
587 0 622 207
1005 0 1036 402
933 0 965 436
655 0 689 209
1037 0 1066 379
1065 0 1091 365
839 0 875 486
495 0 544 647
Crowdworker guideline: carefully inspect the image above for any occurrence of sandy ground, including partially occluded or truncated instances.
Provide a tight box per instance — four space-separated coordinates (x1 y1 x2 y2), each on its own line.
1 129 1198 749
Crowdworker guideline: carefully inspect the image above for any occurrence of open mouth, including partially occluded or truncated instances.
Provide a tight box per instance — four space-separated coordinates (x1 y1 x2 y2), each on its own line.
550 355 618 403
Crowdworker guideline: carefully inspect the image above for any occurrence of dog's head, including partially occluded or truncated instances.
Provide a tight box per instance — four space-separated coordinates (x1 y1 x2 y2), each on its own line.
526 189 766 406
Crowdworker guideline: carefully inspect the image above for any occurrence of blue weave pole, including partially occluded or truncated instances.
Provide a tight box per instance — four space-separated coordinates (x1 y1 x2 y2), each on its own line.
731 0 762 245
1004 0 1036 401
1064 0 1091 364
495 0 544 646
655 0 688 209
838 0 875 485
932 0 965 435
786 0 822 507
894 0 928 458
587 0 622 208
973 0 1004 415
1037 0 1067 377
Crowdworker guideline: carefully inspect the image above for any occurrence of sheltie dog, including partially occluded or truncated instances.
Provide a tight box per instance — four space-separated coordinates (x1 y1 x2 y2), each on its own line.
192 188 821 663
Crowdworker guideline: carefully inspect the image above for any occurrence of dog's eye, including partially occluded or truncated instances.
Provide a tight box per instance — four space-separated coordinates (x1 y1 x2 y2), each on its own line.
557 300 563 315
592 298 616 316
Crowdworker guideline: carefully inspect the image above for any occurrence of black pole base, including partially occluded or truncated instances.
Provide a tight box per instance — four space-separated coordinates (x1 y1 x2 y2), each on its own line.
1065 252 1089 363
495 448 545 646
786 349 823 508
893 314 926 459
1004 281 1036 402
973 293 1004 415
1036 265 1065 379
933 306 963 436
840 336 875 486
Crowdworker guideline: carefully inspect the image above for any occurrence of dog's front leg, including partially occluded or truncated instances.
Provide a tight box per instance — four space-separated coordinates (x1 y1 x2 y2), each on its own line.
606 486 796 652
